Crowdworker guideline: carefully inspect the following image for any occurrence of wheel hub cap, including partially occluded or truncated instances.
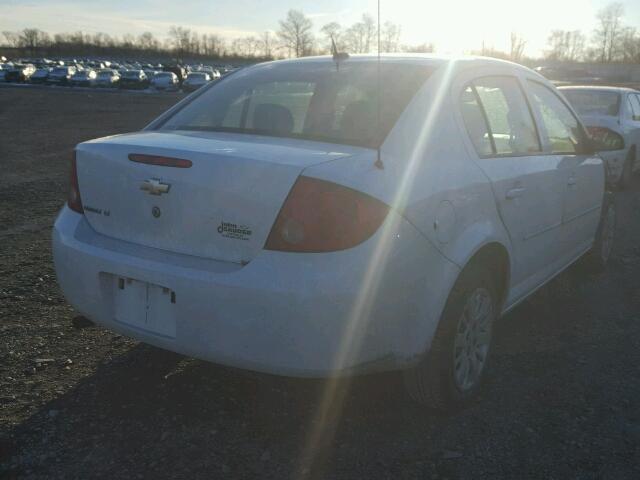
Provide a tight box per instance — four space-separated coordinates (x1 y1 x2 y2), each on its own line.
453 288 493 392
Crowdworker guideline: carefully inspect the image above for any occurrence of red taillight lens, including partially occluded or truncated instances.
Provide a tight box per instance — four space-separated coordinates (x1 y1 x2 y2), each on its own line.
265 176 389 253
68 151 83 214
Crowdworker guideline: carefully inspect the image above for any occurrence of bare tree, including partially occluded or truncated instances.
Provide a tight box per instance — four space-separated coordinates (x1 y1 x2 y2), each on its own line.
19 28 50 51
138 32 159 51
593 2 625 62
344 21 366 53
510 32 526 62
381 21 401 52
545 30 585 61
169 26 192 59
2 31 20 47
202 33 225 57
620 27 640 63
92 32 113 49
261 31 273 58
361 14 377 53
321 22 342 52
277 10 313 58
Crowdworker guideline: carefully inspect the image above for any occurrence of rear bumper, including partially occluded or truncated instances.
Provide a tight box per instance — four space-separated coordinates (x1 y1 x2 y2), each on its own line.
53 206 459 377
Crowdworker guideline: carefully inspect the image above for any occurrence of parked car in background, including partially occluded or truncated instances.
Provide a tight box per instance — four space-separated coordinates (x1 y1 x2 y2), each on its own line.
47 66 77 86
29 67 52 84
151 71 179 91
70 69 97 87
95 69 120 87
143 69 158 81
54 55 615 410
182 72 211 92
5 63 36 83
118 70 149 89
0 63 14 81
560 86 640 189
162 65 187 84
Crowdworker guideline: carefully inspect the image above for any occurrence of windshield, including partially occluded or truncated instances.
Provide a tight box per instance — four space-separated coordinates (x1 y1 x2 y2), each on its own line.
188 73 207 80
156 72 173 78
562 89 621 117
97 71 113 78
123 71 141 78
159 61 435 148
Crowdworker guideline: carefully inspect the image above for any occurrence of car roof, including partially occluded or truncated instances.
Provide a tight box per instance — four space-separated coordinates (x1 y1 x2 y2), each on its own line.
258 53 527 70
558 85 638 94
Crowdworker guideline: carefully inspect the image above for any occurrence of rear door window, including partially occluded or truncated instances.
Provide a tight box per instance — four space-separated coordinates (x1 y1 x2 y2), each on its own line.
460 86 493 156
629 94 640 121
527 80 587 154
462 76 541 156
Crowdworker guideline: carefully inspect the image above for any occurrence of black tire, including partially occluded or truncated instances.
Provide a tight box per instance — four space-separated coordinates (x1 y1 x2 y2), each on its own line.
403 266 499 410
619 148 635 190
584 192 616 272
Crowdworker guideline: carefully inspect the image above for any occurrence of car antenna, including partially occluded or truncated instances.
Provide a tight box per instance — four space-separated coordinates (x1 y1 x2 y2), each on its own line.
374 0 384 170
331 38 349 71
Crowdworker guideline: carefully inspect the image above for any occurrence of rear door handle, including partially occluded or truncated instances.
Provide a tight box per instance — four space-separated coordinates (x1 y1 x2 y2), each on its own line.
505 187 526 200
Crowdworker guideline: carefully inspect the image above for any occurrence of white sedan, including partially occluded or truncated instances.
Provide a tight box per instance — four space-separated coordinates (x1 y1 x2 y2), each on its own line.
151 72 179 91
560 86 640 188
53 55 614 408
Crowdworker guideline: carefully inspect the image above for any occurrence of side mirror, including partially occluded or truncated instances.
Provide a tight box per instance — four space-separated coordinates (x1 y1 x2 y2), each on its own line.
586 126 625 152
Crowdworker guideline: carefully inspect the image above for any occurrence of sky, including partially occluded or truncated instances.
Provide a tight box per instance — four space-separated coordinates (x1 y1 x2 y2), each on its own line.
2 0 640 56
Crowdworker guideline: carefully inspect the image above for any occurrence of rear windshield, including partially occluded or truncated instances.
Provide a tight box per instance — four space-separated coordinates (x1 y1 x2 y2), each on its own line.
123 71 141 78
188 73 207 79
159 61 435 148
156 72 173 78
562 89 621 117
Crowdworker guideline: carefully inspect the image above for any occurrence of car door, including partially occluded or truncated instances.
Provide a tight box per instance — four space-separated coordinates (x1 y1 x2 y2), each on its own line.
627 93 640 172
525 79 604 258
456 72 566 298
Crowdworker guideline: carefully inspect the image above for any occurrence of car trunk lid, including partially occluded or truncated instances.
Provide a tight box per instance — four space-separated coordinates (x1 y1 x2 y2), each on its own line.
76 130 366 264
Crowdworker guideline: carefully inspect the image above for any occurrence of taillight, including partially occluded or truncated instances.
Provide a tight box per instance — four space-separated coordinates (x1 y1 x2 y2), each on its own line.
586 126 624 151
265 176 389 253
68 151 83 214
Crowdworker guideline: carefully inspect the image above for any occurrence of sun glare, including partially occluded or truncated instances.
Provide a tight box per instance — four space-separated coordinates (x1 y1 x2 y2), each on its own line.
383 0 595 55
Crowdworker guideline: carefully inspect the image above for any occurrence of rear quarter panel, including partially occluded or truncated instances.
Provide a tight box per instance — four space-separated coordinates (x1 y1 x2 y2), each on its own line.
304 60 513 307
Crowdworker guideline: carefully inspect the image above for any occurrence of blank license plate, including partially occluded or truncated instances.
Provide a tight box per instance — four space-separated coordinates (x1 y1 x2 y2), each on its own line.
113 276 177 338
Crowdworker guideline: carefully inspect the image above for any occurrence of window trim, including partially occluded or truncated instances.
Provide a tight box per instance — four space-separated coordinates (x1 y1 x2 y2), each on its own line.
526 79 591 156
460 74 543 159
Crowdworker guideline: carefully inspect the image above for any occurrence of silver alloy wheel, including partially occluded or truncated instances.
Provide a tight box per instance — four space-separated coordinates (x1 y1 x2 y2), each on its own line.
453 287 493 392
600 205 616 263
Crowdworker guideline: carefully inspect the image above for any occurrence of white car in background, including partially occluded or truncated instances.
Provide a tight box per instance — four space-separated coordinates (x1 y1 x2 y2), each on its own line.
53 55 614 409
182 72 212 92
560 86 640 188
94 69 120 87
151 72 179 91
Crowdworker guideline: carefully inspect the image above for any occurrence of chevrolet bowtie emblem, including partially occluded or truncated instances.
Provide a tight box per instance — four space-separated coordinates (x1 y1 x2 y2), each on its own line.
140 178 171 195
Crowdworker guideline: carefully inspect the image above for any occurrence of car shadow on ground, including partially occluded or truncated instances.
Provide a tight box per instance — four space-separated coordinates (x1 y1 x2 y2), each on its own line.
4 178 640 479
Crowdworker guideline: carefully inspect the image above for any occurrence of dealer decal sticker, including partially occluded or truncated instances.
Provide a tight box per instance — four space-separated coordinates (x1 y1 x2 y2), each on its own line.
217 221 252 241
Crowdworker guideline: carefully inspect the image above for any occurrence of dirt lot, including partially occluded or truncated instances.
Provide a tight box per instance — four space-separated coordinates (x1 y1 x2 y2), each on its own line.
1 85 640 480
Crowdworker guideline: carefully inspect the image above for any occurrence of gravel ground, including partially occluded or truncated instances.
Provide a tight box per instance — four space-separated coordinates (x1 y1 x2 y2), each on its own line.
1 85 640 480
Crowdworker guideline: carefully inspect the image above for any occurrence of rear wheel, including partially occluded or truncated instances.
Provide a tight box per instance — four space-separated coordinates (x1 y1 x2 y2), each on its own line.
403 267 498 410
